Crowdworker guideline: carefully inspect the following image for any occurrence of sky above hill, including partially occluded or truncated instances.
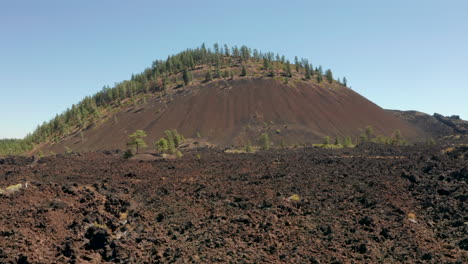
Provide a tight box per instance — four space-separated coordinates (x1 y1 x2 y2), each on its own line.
0 0 467 139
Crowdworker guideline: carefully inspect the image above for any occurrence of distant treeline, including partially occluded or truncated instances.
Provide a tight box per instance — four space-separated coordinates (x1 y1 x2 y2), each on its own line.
1 43 347 155
0 139 34 156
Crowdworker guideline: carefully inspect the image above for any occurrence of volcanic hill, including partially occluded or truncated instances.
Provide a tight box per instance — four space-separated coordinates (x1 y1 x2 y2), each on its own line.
25 45 433 154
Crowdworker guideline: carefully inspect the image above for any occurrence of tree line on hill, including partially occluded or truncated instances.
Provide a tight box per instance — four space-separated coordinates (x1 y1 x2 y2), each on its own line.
0 43 348 156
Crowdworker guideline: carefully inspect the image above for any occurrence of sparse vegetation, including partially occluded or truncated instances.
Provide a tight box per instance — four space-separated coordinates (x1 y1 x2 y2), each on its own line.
156 138 169 152
0 43 350 156
260 133 270 150
426 137 436 145
156 129 185 154
244 141 253 153
127 130 147 154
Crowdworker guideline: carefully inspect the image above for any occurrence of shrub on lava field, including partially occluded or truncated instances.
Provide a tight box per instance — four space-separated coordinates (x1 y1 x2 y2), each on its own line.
123 149 133 159
244 141 253 153
426 137 436 145
156 138 169 152
260 133 270 150
156 130 185 154
343 136 354 147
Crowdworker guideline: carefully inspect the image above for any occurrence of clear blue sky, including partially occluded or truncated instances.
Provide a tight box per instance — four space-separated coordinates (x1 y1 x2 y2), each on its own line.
1 0 467 139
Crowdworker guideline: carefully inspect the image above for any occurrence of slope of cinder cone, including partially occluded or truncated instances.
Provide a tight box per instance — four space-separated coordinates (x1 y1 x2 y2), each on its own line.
38 77 425 153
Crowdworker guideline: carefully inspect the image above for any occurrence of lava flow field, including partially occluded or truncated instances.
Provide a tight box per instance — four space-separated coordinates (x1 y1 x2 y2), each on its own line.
0 144 467 263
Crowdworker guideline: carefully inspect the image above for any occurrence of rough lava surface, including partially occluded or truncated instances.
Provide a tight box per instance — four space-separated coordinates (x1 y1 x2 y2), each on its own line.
0 142 467 263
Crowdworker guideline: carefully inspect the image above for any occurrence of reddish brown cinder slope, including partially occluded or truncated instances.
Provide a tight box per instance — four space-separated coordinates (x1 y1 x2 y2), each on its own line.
40 77 424 153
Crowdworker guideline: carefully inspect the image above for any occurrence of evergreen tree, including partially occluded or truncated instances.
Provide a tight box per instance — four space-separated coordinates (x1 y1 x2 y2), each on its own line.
182 68 191 86
263 58 269 70
343 77 348 87
325 69 333 83
294 56 300 72
304 63 311 80
317 66 323 75
365 126 374 140
241 65 247 76
214 64 221 78
205 70 213 82
127 130 147 154
156 138 168 152
284 61 292 77
317 74 323 83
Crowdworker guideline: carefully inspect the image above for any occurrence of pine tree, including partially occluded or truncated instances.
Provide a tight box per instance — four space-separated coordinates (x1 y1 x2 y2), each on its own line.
156 138 168 152
241 65 247 76
128 130 147 154
294 56 300 72
284 61 292 77
263 58 269 70
214 64 221 78
182 68 191 86
205 70 213 82
317 74 323 83
343 77 348 87
304 64 311 80
325 69 333 83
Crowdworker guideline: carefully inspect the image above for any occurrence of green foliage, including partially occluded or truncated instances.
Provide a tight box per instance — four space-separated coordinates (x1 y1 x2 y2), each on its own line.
325 69 333 83
158 130 184 154
280 138 286 148
123 149 133 159
359 133 368 143
4 43 339 154
214 64 221 79
182 68 192 86
263 58 269 70
283 61 292 77
0 139 34 156
294 56 300 72
240 65 247 76
65 146 72 154
304 63 312 80
156 138 169 152
343 136 354 148
260 133 270 150
365 126 374 141
127 130 147 153
205 70 213 82
323 136 330 145
343 77 348 87
316 74 323 83
390 129 406 146
244 141 253 153
426 137 436 145
175 150 183 158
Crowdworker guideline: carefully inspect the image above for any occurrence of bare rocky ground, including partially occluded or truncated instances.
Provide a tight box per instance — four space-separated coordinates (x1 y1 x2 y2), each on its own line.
0 141 467 263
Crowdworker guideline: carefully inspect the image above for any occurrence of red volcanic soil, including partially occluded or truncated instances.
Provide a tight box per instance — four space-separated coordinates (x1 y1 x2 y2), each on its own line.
0 144 467 263
39 77 425 154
